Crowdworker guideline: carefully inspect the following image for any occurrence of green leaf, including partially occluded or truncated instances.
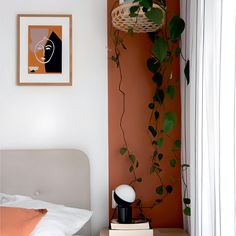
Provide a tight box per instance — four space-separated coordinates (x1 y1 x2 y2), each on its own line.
156 185 163 195
130 6 140 14
185 60 190 85
183 198 191 205
147 58 160 73
137 178 143 182
152 72 163 87
170 159 177 168
140 0 152 9
156 137 164 147
148 125 157 137
153 89 165 104
152 140 157 145
166 85 176 99
152 38 168 62
154 111 159 120
153 150 158 158
163 112 177 133
150 165 157 173
175 47 181 56
148 103 155 110
120 147 127 155
152 141 157 145
168 16 185 41
148 32 156 43
142 7 148 13
129 165 134 173
129 154 136 164
158 153 163 161
145 8 164 25
111 55 117 62
166 185 173 193
184 207 191 216
174 140 181 148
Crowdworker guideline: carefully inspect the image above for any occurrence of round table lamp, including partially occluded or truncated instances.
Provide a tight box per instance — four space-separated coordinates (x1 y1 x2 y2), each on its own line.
114 184 136 224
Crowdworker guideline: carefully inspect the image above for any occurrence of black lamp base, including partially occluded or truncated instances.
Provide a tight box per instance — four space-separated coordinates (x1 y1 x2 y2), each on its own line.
117 206 132 223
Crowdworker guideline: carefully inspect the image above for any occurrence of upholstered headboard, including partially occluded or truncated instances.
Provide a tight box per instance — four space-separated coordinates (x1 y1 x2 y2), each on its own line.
0 149 91 235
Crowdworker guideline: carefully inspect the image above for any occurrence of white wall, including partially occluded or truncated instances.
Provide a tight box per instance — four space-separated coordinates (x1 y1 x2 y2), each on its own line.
0 0 108 235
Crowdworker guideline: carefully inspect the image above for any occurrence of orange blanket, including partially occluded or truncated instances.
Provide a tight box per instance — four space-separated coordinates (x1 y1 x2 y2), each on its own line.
0 206 47 236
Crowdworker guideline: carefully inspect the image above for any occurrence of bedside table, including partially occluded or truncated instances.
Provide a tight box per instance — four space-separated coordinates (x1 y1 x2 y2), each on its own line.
100 228 189 236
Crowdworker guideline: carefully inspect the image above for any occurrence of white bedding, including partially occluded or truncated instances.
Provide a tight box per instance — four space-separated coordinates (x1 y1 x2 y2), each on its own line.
0 193 92 236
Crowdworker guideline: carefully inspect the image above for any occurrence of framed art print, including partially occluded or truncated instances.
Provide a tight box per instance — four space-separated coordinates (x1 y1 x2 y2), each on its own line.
17 14 72 86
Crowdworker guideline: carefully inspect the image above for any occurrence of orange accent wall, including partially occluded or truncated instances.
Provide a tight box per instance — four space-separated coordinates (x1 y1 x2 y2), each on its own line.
108 0 183 227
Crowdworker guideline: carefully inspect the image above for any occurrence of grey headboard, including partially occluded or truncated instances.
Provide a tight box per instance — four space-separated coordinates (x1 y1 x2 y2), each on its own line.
0 149 91 235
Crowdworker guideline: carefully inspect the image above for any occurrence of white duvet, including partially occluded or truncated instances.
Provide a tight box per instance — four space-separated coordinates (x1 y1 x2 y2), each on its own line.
0 193 92 236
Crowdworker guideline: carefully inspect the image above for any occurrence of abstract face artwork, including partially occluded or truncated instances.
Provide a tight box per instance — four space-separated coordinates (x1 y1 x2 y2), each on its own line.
18 14 72 85
34 37 55 64
28 26 62 74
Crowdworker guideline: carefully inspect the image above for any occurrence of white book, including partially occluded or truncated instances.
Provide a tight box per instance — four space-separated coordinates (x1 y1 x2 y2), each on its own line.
110 219 150 230
109 229 153 236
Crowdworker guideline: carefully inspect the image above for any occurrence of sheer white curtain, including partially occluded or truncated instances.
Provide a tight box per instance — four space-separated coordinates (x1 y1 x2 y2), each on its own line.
180 0 236 236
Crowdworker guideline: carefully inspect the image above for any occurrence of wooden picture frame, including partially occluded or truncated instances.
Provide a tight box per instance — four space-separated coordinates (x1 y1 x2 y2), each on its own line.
17 14 72 86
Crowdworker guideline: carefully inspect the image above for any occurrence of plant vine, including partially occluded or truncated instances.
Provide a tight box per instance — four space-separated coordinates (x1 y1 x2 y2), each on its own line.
111 0 190 220
112 29 142 186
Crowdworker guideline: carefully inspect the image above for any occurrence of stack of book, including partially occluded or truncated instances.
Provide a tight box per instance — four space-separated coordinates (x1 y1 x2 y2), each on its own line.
109 219 153 236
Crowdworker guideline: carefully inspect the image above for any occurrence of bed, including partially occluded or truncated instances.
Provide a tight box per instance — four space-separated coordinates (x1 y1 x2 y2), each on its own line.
0 149 92 236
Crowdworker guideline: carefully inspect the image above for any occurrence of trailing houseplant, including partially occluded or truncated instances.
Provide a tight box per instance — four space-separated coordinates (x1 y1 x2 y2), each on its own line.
111 0 190 222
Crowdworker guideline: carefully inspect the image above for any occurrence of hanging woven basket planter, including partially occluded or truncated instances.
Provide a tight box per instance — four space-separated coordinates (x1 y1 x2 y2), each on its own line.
111 2 166 33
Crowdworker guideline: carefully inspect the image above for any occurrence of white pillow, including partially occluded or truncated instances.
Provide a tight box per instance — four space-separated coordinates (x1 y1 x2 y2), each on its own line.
0 194 92 236
0 193 17 204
